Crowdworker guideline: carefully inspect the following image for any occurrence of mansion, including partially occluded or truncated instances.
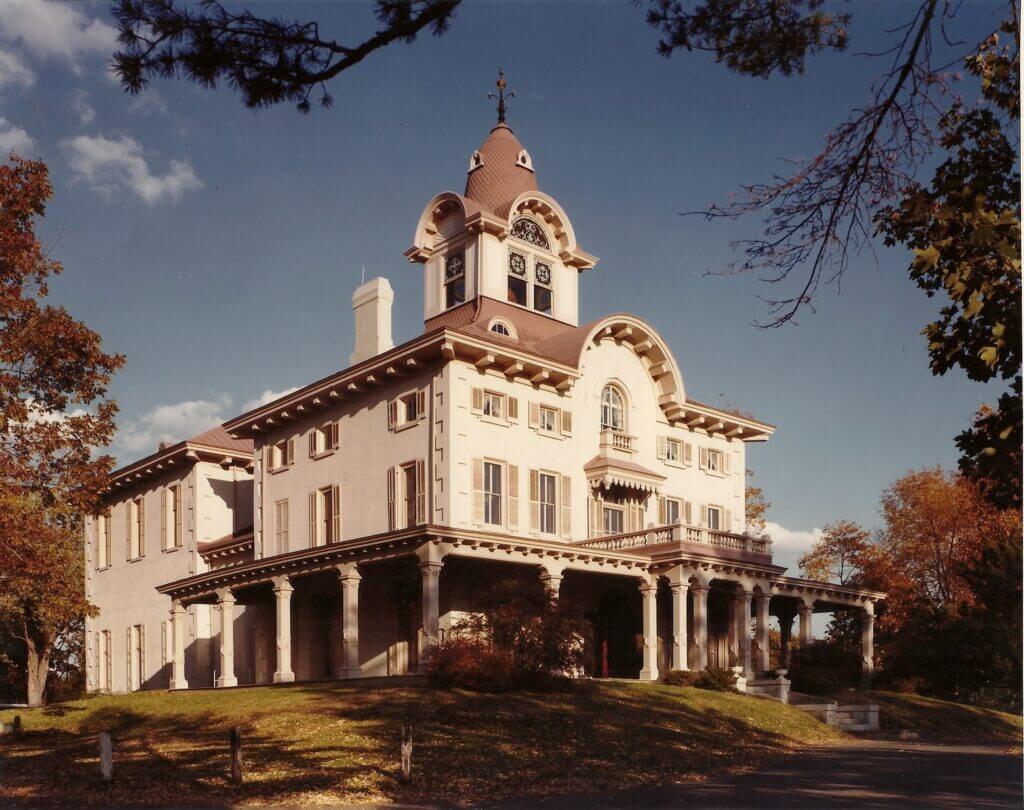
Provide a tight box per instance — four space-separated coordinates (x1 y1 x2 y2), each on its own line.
84 100 883 696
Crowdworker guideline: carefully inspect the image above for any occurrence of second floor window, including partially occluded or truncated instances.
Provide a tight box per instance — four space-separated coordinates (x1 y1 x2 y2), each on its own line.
508 251 527 306
311 485 341 546
707 449 722 473
601 385 625 431
539 405 558 433
162 485 181 550
126 497 145 560
445 250 465 309
533 262 552 314
274 499 289 554
665 439 681 463
482 391 503 419
706 505 722 531
538 472 557 534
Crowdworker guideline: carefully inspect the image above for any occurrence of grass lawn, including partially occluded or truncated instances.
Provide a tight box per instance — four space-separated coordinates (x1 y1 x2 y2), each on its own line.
0 680 843 806
853 690 1023 743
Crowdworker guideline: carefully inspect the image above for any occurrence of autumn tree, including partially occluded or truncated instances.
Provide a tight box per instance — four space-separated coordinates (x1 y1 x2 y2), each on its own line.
0 156 124 706
798 520 870 586
744 468 770 534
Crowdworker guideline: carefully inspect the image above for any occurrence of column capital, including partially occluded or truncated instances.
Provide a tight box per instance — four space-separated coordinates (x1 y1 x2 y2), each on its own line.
798 596 815 613
669 579 690 595
170 599 186 615
637 573 659 595
690 582 710 597
216 587 236 605
272 575 293 594
416 540 447 569
862 601 876 618
336 562 362 583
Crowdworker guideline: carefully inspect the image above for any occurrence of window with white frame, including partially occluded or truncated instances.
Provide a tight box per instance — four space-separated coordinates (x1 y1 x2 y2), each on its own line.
482 391 504 419
538 405 558 433
270 438 292 470
309 421 339 457
310 485 341 546
389 390 425 431
96 511 110 569
603 504 624 535
707 448 722 473
483 461 502 526
491 321 512 336
665 438 682 463
162 485 181 550
601 385 625 431
274 498 289 554
508 251 528 306
706 505 723 531
533 261 553 314
664 497 681 525
127 497 145 560
538 472 557 534
445 250 465 309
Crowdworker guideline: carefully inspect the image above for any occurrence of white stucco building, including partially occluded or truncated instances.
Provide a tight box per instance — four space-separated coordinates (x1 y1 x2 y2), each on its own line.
84 97 882 695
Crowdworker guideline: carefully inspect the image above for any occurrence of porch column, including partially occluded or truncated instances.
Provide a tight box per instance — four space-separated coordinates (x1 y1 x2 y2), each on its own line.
215 588 237 688
778 605 796 669
539 562 566 600
169 599 188 690
861 604 875 688
638 576 659 682
691 582 709 670
336 564 361 679
417 544 445 674
726 591 738 667
736 588 753 678
668 568 689 671
798 599 814 646
754 589 771 674
272 576 295 683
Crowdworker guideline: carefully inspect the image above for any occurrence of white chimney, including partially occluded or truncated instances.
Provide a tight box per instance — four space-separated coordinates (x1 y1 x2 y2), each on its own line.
349 276 394 366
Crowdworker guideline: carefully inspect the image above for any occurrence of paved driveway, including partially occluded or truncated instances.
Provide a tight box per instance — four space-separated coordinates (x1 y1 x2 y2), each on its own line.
495 740 1024 809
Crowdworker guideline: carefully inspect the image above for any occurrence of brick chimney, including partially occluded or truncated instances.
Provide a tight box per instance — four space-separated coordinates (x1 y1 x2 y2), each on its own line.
349 277 394 366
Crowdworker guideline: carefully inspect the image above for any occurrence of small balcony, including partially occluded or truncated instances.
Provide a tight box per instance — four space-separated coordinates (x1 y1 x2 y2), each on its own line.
576 523 773 558
599 428 636 455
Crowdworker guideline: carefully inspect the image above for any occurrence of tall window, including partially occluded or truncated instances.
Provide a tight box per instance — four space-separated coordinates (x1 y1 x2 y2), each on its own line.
128 497 145 560
445 250 465 309
603 505 624 536
321 486 339 544
664 498 681 525
403 463 418 529
483 461 502 525
163 485 181 550
533 262 552 314
508 251 527 306
706 505 722 531
96 512 109 569
601 385 625 431
538 472 557 534
274 499 289 554
707 449 722 473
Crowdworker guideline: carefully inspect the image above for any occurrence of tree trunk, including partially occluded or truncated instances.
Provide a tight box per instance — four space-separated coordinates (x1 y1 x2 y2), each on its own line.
25 628 52 708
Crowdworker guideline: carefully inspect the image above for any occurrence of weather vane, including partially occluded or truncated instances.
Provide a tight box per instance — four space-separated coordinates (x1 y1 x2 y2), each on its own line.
488 67 514 125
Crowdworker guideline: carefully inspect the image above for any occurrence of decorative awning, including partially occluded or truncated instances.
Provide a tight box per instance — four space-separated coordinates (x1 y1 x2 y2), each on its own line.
583 455 665 495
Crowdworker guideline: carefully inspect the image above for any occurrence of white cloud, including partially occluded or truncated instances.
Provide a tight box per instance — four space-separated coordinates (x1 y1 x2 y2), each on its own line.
129 90 168 116
72 90 95 125
764 521 823 551
63 134 202 205
0 117 33 154
116 397 231 454
241 387 300 413
0 47 33 86
0 0 116 66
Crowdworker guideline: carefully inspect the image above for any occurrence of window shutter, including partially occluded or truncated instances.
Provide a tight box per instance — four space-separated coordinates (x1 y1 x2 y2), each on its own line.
308 491 317 547
125 503 131 560
588 497 599 538
174 488 182 548
471 387 483 414
417 390 427 420
657 437 668 460
529 402 540 429
287 437 296 467
138 498 145 558
658 496 666 524
699 447 709 470
281 500 289 551
507 396 519 422
683 442 694 466
386 467 396 531
126 627 132 691
139 625 146 685
529 469 540 532
331 484 341 542
507 464 519 529
472 459 484 525
628 503 643 533
560 475 572 537
387 400 398 430
331 421 340 450
160 490 167 550
415 459 426 525
684 500 693 525
700 504 708 527
560 409 572 435
309 430 317 458
104 511 112 564
265 445 273 470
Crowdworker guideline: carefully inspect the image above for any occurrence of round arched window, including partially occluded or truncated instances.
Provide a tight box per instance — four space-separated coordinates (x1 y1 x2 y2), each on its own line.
601 385 625 431
491 322 511 336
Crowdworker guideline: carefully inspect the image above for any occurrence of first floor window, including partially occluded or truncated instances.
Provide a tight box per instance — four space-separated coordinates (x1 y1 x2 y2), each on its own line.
274 499 289 554
538 472 557 533
483 461 502 525
445 250 465 308
603 505 624 536
706 505 722 531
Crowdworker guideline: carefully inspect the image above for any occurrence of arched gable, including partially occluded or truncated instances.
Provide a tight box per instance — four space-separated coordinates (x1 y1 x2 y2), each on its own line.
501 191 596 270
407 192 485 258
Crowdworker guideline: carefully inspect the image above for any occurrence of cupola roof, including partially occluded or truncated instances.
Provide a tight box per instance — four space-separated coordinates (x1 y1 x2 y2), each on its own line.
464 123 538 213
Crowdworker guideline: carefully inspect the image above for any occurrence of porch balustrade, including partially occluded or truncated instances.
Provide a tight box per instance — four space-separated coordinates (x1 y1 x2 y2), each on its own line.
577 523 772 556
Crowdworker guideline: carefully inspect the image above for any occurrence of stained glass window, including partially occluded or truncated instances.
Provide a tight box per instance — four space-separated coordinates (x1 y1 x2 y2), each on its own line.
445 251 465 309
511 218 549 249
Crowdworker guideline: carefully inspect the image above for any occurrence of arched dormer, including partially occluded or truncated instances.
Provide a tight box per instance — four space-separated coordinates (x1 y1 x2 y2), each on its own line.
501 191 595 271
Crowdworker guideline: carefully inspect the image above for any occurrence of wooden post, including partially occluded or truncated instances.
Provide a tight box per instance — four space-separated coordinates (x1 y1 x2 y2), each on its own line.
230 727 243 785
99 731 113 782
12 715 21 735
399 725 413 783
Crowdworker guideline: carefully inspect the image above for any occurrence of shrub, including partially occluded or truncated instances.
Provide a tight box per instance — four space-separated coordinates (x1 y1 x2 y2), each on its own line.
661 668 738 692
788 639 861 696
427 581 590 692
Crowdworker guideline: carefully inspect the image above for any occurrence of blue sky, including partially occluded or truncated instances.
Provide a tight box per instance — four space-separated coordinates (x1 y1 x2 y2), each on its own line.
2 0 1008 569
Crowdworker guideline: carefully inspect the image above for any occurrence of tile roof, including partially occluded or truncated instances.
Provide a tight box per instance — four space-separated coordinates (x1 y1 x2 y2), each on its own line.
464 124 538 213
187 425 253 454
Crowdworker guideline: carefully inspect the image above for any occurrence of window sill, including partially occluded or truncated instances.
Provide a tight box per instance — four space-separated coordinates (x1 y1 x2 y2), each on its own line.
162 545 181 554
310 449 336 461
533 428 563 440
128 556 143 564
268 465 289 475
479 414 510 428
393 420 419 433
95 564 110 573
663 458 686 469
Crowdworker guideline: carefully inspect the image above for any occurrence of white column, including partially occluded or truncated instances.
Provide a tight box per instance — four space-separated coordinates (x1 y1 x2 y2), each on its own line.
336 564 361 679
799 600 814 646
216 588 237 688
736 589 753 678
861 605 875 687
691 583 709 670
639 577 659 682
417 551 444 674
539 562 566 600
169 599 188 690
754 590 771 674
272 576 295 683
670 578 689 671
